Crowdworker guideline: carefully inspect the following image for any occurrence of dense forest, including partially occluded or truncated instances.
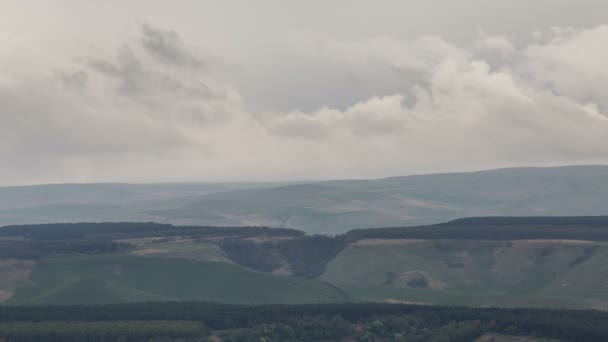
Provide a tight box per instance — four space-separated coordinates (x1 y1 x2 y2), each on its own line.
443 216 608 226
0 223 303 240
345 217 608 242
218 235 346 277
0 240 131 259
5 217 608 243
0 302 607 341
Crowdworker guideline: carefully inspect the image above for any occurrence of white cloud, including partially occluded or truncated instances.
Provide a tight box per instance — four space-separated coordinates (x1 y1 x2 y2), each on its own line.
475 35 516 56
1 22 608 185
521 25 608 109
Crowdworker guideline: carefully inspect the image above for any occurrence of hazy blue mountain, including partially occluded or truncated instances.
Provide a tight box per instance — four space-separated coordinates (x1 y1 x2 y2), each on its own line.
0 182 287 226
3 165 608 233
150 165 608 233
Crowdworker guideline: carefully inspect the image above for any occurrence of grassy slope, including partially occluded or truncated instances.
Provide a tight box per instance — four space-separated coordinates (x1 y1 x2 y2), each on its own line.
123 238 232 263
322 239 608 309
6 254 345 305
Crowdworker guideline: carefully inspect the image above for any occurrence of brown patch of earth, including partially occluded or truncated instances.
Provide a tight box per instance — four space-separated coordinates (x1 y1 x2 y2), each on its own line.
0 290 12 302
384 298 430 305
354 239 427 246
272 266 292 275
244 236 296 243
0 259 36 303
510 239 595 245
130 249 173 256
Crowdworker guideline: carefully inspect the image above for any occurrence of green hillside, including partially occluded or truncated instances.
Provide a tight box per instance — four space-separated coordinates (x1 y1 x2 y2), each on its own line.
6 254 346 305
4 217 608 309
322 239 608 309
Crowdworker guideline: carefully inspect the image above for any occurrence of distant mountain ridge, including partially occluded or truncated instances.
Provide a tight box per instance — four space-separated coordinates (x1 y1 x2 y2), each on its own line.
150 165 608 233
3 165 608 233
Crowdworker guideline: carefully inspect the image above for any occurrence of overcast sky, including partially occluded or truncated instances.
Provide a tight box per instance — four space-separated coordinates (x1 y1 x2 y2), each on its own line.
1 1 608 185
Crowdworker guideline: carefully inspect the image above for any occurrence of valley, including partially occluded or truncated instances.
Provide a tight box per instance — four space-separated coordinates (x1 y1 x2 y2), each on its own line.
3 217 608 309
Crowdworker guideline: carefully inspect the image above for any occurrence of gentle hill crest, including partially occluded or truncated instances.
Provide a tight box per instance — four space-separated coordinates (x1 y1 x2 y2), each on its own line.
151 165 608 233
3 165 608 233
3 216 608 308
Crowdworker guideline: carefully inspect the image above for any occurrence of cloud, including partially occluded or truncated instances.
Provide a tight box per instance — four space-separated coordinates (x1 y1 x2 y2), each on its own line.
260 28 608 173
56 69 88 92
140 24 204 68
520 25 608 110
1 23 608 185
476 35 515 56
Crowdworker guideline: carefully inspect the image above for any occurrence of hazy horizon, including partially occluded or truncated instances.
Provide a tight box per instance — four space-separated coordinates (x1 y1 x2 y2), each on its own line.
2 163 608 188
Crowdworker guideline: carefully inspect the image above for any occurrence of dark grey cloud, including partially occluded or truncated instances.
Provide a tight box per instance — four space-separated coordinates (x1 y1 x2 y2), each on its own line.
87 45 148 98
140 24 203 68
82 26 220 111
56 69 88 92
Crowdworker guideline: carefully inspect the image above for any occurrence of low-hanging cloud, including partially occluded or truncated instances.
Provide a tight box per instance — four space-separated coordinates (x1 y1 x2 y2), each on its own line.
1 24 608 185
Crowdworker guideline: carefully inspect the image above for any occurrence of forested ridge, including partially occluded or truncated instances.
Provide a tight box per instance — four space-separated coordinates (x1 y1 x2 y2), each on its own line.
0 222 303 240
443 216 608 226
0 240 131 259
5 217 608 243
4 218 608 277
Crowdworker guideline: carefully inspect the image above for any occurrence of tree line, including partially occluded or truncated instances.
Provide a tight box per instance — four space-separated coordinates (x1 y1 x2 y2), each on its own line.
0 222 303 241
0 302 607 341
0 240 131 259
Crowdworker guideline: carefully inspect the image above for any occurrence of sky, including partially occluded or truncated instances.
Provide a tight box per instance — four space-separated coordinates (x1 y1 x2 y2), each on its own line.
1 0 608 185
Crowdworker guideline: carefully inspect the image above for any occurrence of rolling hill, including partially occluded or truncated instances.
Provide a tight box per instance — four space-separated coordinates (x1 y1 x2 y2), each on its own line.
3 218 608 309
151 165 608 233
3 165 608 234
5 254 346 305
0 182 289 226
322 239 608 309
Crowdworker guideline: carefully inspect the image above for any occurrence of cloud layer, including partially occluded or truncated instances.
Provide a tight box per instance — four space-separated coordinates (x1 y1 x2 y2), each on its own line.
1 22 608 185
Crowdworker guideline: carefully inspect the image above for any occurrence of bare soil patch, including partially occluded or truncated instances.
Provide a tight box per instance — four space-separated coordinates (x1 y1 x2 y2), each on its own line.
354 239 427 245
131 249 173 256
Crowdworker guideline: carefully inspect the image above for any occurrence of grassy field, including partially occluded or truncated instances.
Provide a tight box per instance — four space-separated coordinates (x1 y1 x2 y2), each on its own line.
322 239 608 309
5 225 608 309
121 237 232 263
6 254 346 305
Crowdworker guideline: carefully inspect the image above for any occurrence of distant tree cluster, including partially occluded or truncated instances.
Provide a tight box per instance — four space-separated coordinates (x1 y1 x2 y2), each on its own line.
444 216 608 227
217 315 488 341
218 235 346 277
344 221 608 242
0 240 131 259
0 223 303 241
0 302 607 341
0 320 208 342
218 239 282 272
